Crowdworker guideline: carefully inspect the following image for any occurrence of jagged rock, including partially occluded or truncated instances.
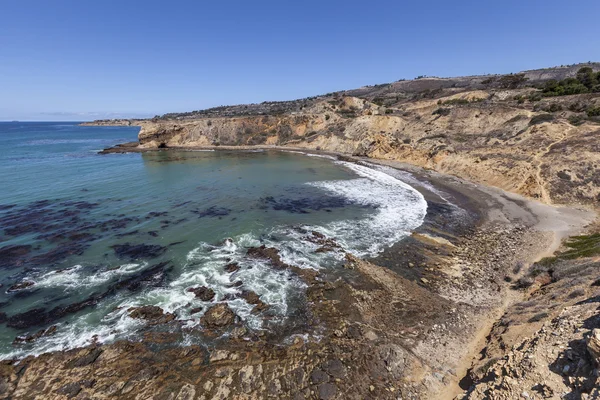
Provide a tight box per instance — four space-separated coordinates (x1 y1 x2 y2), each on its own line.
224 262 240 273
13 325 57 345
587 329 600 364
190 307 203 315
187 286 216 301
240 290 269 312
128 306 175 325
7 281 34 292
200 304 236 329
247 245 289 269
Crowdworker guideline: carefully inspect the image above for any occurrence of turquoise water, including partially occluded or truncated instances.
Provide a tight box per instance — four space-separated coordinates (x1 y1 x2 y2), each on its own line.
0 122 427 358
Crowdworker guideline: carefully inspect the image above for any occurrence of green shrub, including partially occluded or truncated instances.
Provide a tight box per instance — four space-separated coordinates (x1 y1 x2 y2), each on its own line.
542 67 600 97
587 105 600 117
528 92 543 102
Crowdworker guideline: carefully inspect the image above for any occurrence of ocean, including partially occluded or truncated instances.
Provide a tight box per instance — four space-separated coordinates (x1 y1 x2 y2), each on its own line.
0 122 427 359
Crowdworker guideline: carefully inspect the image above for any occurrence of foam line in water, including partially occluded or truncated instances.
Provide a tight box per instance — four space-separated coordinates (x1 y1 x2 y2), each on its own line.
2 160 427 360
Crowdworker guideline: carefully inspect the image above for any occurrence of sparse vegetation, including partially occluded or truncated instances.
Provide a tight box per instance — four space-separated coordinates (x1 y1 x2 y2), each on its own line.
529 113 554 125
432 108 451 116
498 74 528 89
587 105 600 117
568 115 585 126
541 67 600 97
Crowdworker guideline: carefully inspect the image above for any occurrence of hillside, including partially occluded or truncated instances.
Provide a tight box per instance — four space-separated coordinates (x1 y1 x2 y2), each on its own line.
86 62 600 207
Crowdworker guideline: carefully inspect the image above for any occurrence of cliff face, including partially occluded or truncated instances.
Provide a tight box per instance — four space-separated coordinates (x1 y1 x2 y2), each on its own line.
88 63 600 208
131 90 599 207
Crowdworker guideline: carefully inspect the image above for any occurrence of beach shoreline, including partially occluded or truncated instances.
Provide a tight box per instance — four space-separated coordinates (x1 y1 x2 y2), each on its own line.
0 143 595 399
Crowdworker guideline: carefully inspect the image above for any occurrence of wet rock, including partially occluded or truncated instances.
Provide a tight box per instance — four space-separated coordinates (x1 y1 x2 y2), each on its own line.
8 262 173 330
247 245 289 269
0 312 6 323
240 290 270 312
190 307 203 315
13 325 57 345
111 243 167 260
128 306 176 325
7 281 35 292
307 231 341 253
200 304 236 329
224 262 240 273
0 245 32 268
187 286 216 301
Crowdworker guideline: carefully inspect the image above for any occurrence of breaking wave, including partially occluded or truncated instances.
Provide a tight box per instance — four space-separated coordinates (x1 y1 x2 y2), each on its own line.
4 159 427 359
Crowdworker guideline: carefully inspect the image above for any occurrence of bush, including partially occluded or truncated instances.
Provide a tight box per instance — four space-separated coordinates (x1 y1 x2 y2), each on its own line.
498 74 528 89
568 115 585 126
587 105 600 117
542 67 600 97
528 92 543 102
529 113 554 125
432 108 451 116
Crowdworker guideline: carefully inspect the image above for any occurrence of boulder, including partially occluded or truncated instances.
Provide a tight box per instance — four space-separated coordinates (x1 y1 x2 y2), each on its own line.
128 306 175 325
187 286 216 301
587 328 600 364
7 281 34 292
200 304 236 329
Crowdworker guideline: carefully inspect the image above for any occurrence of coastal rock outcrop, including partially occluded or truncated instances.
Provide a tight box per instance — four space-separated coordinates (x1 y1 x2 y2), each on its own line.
200 303 236 329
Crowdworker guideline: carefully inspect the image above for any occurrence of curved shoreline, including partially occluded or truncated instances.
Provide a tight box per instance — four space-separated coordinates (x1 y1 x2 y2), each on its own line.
0 144 596 399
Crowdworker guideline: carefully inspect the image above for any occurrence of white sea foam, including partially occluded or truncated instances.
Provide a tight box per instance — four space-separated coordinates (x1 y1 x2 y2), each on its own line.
32 263 147 290
307 161 427 256
4 160 427 360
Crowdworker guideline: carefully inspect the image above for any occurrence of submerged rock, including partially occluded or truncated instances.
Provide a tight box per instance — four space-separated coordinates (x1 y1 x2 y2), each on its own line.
13 325 57 345
7 281 35 292
128 306 175 325
0 245 32 268
187 286 216 302
200 304 236 329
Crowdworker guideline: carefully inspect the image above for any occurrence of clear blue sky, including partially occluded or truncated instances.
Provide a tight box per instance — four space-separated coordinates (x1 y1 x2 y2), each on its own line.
1 0 599 121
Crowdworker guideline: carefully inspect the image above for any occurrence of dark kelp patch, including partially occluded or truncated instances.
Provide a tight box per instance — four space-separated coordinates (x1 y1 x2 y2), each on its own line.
111 243 167 260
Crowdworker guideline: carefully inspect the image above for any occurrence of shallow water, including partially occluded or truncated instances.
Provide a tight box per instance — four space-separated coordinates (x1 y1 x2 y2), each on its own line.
0 122 427 359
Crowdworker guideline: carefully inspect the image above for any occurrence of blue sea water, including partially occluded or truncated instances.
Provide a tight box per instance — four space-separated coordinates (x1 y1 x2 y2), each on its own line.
0 122 427 358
